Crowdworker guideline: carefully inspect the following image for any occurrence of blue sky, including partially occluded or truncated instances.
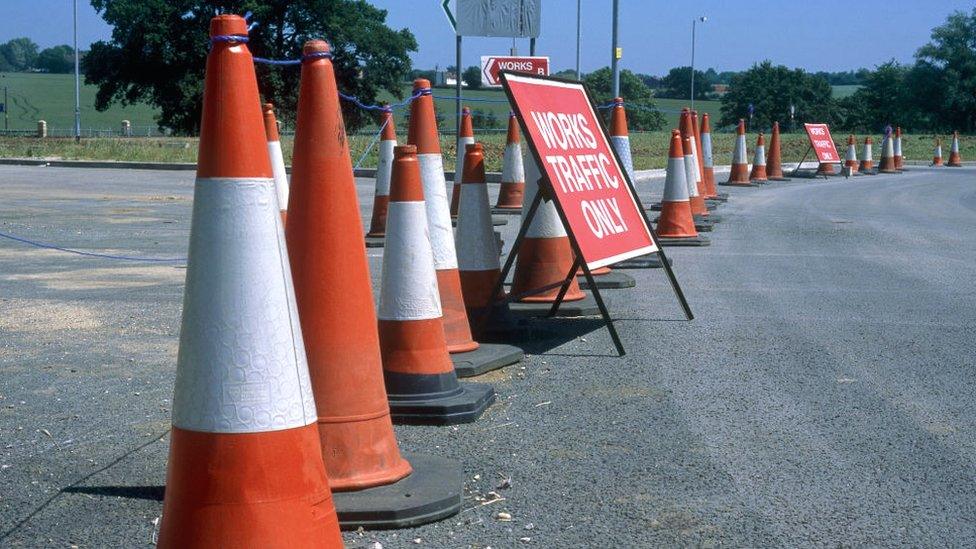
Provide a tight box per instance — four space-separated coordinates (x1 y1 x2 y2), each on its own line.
2 0 972 75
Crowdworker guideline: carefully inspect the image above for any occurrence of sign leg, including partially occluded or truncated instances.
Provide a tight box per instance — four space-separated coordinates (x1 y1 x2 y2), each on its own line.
579 263 625 356
547 256 582 317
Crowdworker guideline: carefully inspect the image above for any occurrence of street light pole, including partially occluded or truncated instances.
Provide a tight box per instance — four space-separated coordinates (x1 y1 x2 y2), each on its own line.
610 0 619 97
575 0 581 80
690 16 706 111
73 0 81 142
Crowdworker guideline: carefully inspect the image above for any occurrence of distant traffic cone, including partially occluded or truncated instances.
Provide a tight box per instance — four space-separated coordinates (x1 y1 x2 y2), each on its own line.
844 134 859 175
932 138 943 166
948 131 962 167
691 110 718 199
286 40 461 529
723 119 754 186
877 132 898 173
700 113 727 198
609 97 635 181
893 127 904 170
656 130 708 247
407 80 479 353
679 111 712 229
767 121 789 181
365 106 397 247
262 103 289 224
158 16 342 548
450 107 475 218
750 133 768 182
859 137 875 173
378 144 496 424
494 112 525 211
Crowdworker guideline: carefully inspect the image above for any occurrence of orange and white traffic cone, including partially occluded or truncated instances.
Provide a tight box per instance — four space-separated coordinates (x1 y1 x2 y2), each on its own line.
699 113 729 199
450 107 475 218
285 40 461 529
609 97 635 181
893 127 905 170
378 144 496 424
750 132 769 182
878 132 898 173
262 103 289 224
656 130 709 247
493 111 525 212
679 110 714 230
722 119 754 186
844 134 859 175
932 138 944 166
407 80 479 354
767 121 790 181
158 16 343 548
365 106 397 247
859 137 875 173
948 131 962 167
691 110 720 202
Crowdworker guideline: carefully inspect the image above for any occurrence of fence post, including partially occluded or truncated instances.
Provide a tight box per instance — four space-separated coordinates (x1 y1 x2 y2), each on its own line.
121 120 131 137
37 120 47 138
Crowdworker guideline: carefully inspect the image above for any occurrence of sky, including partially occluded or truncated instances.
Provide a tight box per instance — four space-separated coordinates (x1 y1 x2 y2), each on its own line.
1 0 973 76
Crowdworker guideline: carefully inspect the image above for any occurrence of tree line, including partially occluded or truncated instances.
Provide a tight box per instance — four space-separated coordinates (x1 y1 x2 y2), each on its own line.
0 38 80 74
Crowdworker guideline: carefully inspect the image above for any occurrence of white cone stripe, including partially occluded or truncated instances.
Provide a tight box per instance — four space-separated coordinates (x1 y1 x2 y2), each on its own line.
457 183 501 271
374 139 396 197
611 135 635 181
846 145 857 161
894 137 902 156
753 145 766 166
267 141 289 211
734 135 748 164
418 153 459 270
934 145 942 156
951 138 959 153
455 136 475 185
502 142 524 183
688 136 702 183
522 153 567 239
378 200 443 320
173 177 316 434
862 143 873 160
702 133 714 168
883 137 894 157
683 155 700 198
663 156 690 202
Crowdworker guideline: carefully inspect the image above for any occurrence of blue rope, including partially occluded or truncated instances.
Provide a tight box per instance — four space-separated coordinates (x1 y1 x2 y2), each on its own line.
253 51 333 66
431 95 509 104
0 230 186 263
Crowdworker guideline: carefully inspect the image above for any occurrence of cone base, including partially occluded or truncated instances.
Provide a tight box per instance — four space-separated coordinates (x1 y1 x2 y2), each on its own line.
718 181 759 187
492 206 524 215
452 216 509 227
365 235 385 248
658 235 711 247
577 271 636 290
611 252 672 270
466 304 539 343
699 213 722 223
509 292 602 318
451 343 524 378
768 176 791 181
386 371 495 425
334 452 462 530
708 193 730 201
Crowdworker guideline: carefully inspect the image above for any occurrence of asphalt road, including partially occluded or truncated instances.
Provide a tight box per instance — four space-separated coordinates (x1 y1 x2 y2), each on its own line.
1 164 975 547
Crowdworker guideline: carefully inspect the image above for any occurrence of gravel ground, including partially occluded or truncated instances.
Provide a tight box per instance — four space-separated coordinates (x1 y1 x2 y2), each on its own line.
1 165 975 547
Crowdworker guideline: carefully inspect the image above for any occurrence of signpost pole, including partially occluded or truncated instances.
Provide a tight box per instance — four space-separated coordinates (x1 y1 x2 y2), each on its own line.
610 0 620 97
3 86 8 131
575 0 581 80
455 34 462 139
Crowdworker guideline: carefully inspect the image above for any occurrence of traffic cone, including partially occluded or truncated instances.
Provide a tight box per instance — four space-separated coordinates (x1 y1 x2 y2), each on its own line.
158 16 343 548
450 107 475 218
365 106 397 247
262 103 289 224
722 119 754 186
691 110 719 200
948 131 962 167
859 137 875 173
378 144 496 424
767 121 790 181
699 113 728 198
407 80 479 353
609 97 635 181
844 134 859 175
893 127 904 170
679 110 713 230
932 138 944 166
494 111 525 212
286 40 462 529
750 132 768 182
877 132 898 173
816 162 837 176
656 130 708 247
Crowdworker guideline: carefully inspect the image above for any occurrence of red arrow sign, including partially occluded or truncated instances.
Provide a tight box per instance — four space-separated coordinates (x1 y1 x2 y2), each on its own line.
480 56 549 87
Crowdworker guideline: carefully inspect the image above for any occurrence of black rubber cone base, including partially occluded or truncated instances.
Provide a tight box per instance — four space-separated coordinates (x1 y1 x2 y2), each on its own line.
452 216 509 227
718 181 758 187
705 202 717 211
769 176 792 181
657 235 711 247
491 206 523 215
693 220 714 232
577 271 635 290
365 235 385 248
387 371 495 425
452 343 524 378
709 192 730 201
648 202 663 211
334 452 462 530
612 252 673 269
702 213 722 223
509 292 601 318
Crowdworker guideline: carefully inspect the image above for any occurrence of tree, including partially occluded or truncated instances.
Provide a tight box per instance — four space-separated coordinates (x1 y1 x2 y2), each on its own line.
913 8 976 132
37 45 75 74
583 67 665 131
0 38 39 71
462 65 482 89
838 61 910 131
85 1 417 134
658 66 712 100
719 61 834 130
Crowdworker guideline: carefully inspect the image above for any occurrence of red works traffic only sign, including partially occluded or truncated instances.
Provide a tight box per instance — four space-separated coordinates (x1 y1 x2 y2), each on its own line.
804 123 841 163
500 72 657 269
480 56 549 87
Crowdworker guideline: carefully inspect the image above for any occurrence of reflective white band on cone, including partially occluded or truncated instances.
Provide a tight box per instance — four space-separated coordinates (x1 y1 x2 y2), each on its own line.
734 135 748 164
418 153 460 270
846 144 857 162
378 201 443 320
522 153 567 239
375 139 396 198
951 138 959 153
611 135 635 181
455 136 475 184
753 145 766 166
702 133 714 169
894 137 902 157
267 141 289 211
688 136 702 183
502 142 524 183
683 154 700 198
457 182 499 272
663 156 690 202
173 177 316 434
863 142 873 160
